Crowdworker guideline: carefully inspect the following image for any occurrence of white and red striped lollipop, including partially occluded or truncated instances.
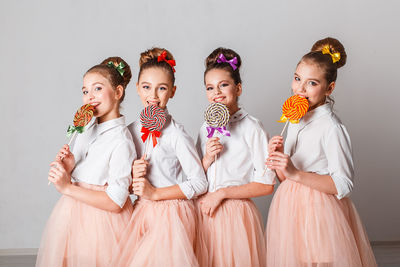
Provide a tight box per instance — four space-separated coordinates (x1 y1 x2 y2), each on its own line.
140 105 166 157
140 105 166 132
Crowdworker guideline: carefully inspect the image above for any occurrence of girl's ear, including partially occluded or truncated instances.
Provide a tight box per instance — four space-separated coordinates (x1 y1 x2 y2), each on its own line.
115 85 124 100
236 83 242 97
169 86 177 99
326 81 335 96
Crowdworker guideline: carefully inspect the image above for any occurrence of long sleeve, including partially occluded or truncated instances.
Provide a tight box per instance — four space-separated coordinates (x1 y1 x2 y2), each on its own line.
248 121 276 185
106 140 136 207
324 124 354 199
174 128 208 199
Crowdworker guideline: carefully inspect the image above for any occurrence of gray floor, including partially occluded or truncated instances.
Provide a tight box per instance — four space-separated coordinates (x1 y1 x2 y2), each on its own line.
0 244 399 267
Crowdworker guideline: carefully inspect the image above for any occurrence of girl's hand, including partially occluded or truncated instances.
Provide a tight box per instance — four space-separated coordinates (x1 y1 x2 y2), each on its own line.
268 136 284 154
266 151 300 180
132 177 157 200
55 144 75 174
204 137 223 165
132 155 149 179
48 161 72 194
199 190 225 217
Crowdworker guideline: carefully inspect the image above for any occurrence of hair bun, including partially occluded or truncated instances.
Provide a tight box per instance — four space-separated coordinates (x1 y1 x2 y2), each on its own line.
311 37 347 68
139 48 175 67
205 47 242 70
100 56 132 88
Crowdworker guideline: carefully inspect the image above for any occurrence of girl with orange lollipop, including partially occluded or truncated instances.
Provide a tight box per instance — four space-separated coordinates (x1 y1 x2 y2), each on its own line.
36 57 136 267
265 38 377 266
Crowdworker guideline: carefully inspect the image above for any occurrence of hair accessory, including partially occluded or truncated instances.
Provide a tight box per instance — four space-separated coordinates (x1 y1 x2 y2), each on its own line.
321 45 341 63
107 61 125 77
157 51 176 72
216 53 238 70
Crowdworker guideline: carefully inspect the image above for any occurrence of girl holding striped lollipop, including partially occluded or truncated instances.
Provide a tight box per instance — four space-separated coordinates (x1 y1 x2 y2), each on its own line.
112 48 208 267
196 47 276 267
37 57 136 266
265 38 377 266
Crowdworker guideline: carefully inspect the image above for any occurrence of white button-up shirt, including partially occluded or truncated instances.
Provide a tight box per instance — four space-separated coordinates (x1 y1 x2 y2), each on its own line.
197 108 276 192
128 111 208 200
71 116 136 208
285 102 354 199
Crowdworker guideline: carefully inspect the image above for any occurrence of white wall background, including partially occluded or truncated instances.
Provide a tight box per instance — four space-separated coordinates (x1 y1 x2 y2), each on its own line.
1 0 399 249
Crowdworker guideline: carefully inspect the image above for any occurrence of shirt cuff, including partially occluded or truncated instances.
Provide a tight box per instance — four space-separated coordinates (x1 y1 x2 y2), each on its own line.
180 179 210 200
106 184 129 208
252 169 277 185
178 182 195 200
331 174 353 200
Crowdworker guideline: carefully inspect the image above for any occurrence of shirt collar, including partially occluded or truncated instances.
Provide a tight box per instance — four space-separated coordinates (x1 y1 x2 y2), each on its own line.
299 102 332 127
95 115 126 135
229 107 248 123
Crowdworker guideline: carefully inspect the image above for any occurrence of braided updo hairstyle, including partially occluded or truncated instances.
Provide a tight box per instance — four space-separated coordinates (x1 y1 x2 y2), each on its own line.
138 47 175 84
300 37 347 84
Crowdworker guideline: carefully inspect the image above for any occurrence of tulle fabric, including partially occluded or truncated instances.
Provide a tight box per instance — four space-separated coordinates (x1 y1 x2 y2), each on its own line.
111 198 200 267
36 182 133 267
266 179 377 267
196 198 266 267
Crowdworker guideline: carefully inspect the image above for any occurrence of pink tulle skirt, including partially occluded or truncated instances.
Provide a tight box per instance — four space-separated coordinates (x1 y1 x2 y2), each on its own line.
196 198 266 267
111 198 200 267
266 179 377 267
36 182 133 267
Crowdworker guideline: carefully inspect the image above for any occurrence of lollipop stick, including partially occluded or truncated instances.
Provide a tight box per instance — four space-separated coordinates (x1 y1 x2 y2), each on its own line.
143 135 151 160
262 165 267 177
214 154 217 191
262 122 288 177
280 121 289 136
67 131 78 147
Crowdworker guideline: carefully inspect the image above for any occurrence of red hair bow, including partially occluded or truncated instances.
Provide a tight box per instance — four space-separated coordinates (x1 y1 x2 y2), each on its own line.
157 51 176 72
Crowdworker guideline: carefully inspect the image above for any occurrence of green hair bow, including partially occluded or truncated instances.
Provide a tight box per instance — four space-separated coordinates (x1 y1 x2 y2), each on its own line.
107 61 125 77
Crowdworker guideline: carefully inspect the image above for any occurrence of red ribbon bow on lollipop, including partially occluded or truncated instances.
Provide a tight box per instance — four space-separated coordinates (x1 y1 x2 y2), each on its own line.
141 127 162 147
158 51 176 72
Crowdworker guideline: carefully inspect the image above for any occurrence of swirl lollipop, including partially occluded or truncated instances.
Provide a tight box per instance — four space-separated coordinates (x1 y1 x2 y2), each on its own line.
49 104 94 185
204 102 231 138
67 104 95 144
204 103 231 190
277 95 309 135
262 96 309 176
140 105 167 157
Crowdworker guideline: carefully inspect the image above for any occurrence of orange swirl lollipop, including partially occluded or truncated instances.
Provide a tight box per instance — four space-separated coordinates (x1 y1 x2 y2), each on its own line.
278 95 309 135
261 95 308 176
49 104 94 185
73 104 95 128
67 104 95 142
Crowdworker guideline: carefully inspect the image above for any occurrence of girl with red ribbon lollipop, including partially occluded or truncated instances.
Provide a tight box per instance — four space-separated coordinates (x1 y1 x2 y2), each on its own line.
36 57 136 267
112 48 207 267
265 38 377 266
195 47 276 267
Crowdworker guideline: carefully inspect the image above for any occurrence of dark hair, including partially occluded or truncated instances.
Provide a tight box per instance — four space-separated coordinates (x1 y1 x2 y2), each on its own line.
300 37 347 84
85 56 132 102
138 47 175 84
204 47 242 85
